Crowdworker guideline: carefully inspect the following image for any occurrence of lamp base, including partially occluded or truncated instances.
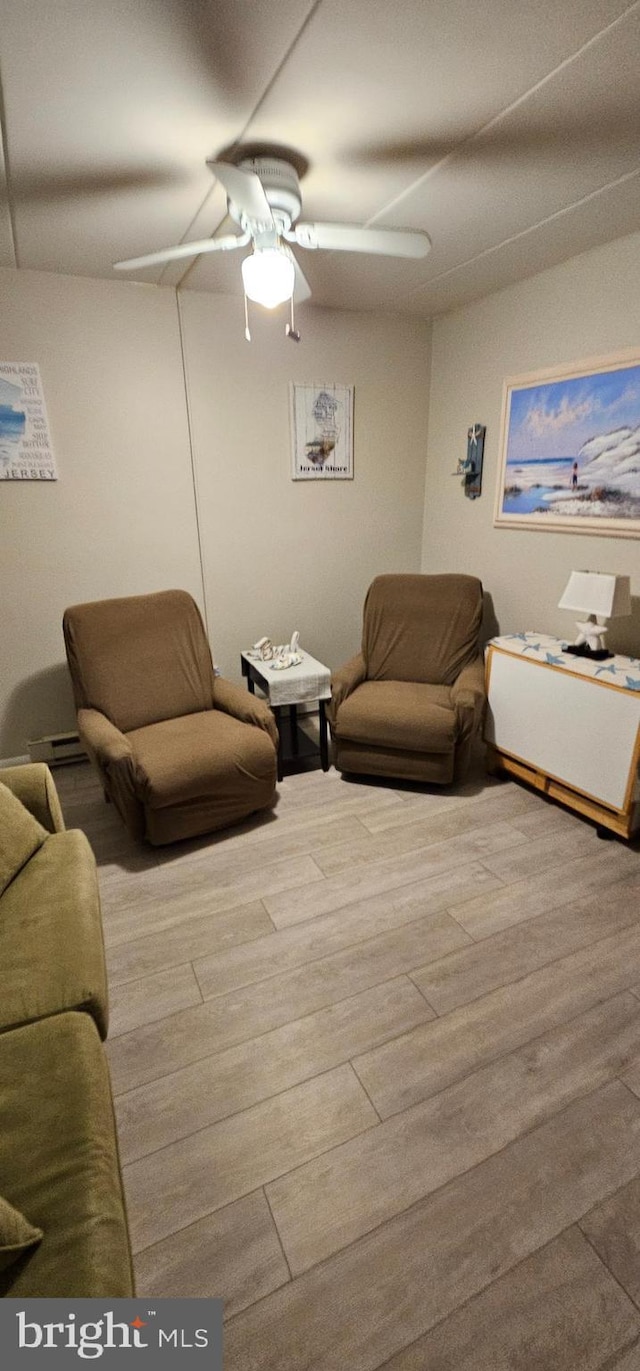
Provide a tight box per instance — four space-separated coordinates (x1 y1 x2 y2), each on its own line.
563 643 612 661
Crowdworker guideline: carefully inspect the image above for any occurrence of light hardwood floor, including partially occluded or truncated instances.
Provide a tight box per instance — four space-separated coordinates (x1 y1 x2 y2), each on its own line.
54 753 640 1371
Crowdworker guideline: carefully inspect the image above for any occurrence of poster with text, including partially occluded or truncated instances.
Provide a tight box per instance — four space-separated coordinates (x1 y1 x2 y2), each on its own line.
0 362 57 480
290 382 354 480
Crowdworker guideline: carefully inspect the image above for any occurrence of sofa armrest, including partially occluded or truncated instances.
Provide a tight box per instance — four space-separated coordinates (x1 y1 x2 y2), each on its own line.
213 677 279 750
451 656 487 735
327 652 367 725
0 763 65 833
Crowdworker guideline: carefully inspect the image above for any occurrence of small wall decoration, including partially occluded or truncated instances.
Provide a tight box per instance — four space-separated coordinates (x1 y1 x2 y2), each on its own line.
453 423 485 498
290 382 354 480
0 362 57 480
494 349 640 538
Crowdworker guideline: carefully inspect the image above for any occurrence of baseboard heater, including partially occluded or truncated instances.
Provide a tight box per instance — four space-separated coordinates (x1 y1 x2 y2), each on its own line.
27 731 87 766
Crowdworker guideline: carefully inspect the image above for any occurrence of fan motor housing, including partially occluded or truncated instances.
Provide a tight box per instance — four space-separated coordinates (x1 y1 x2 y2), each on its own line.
237 157 302 227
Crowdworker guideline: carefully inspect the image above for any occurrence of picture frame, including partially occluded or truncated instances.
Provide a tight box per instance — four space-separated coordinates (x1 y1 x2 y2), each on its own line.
0 362 57 480
494 348 640 538
290 382 354 480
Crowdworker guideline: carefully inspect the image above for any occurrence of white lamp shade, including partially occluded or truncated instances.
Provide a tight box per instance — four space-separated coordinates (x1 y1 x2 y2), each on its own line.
558 571 631 619
241 248 295 309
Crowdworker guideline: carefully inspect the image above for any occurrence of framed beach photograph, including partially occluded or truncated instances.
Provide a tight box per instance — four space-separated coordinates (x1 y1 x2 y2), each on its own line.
494 350 640 538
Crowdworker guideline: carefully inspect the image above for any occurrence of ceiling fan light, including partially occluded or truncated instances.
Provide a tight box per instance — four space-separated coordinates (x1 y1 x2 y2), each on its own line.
241 248 295 309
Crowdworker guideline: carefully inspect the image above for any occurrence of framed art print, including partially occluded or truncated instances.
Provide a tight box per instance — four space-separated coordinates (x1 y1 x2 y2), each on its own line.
494 349 640 537
290 382 354 480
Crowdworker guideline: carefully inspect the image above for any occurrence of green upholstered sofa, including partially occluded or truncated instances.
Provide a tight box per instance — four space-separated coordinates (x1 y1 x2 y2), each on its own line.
0 764 134 1296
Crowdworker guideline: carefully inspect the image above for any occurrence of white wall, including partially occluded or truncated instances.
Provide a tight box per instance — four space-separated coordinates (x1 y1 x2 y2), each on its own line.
421 231 640 655
0 269 202 759
0 270 430 758
179 294 431 678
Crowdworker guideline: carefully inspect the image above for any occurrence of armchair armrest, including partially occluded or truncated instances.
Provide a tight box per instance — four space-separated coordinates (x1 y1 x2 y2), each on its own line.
451 656 487 736
327 652 367 726
78 708 135 766
77 707 145 839
0 763 65 833
213 677 278 750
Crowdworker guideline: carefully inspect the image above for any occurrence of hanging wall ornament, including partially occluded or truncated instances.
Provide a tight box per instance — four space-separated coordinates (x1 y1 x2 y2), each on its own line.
452 423 485 499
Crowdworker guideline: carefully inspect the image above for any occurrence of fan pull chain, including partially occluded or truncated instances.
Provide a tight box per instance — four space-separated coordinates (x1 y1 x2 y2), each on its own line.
244 292 251 343
286 295 301 343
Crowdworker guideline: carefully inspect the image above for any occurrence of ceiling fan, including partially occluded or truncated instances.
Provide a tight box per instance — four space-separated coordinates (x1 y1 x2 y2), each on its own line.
114 154 431 334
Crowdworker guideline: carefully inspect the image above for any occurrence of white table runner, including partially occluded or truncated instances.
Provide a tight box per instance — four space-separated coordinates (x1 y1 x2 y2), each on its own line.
489 633 640 692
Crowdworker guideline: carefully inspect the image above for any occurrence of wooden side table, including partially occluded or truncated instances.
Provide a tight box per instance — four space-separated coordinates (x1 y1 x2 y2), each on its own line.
241 649 331 782
485 633 640 839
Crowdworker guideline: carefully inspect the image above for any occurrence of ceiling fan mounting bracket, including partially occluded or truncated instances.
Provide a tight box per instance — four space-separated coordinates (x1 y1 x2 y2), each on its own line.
230 157 302 230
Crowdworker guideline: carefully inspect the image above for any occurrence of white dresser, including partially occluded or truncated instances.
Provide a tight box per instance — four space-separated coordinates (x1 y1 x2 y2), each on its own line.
485 634 640 838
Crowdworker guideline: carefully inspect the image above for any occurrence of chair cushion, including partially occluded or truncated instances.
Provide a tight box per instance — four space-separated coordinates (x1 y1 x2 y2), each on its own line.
0 830 108 1038
0 1013 133 1296
0 1194 42 1273
334 680 456 754
0 782 47 898
128 709 276 810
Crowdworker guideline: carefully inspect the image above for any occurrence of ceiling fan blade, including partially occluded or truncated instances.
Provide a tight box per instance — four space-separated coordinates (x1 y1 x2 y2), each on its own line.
290 222 431 259
114 232 248 272
287 249 312 302
206 160 274 225
9 167 180 204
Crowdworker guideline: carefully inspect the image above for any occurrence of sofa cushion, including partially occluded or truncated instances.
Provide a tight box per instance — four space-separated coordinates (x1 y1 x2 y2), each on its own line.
0 1013 133 1296
0 829 108 1038
334 680 456 754
0 1194 43 1273
128 709 276 810
0 781 47 898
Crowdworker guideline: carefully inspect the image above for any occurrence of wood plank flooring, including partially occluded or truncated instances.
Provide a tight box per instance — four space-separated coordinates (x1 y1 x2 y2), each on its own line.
53 755 640 1370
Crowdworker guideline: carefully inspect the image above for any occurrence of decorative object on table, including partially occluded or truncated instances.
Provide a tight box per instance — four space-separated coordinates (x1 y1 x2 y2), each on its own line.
558 571 632 660
270 652 303 670
0 363 57 481
494 348 640 537
290 382 354 480
452 423 485 499
250 631 302 667
271 630 303 669
252 636 274 660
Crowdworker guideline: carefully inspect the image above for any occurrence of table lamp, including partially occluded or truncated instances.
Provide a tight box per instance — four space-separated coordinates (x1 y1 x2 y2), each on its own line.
558 570 631 660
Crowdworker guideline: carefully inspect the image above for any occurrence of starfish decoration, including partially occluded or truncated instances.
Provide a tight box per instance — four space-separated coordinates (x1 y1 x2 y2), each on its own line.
594 662 619 677
624 676 640 691
545 653 566 665
522 642 543 653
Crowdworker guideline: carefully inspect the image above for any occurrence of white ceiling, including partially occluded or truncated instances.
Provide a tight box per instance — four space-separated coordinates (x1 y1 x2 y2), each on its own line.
1 0 639 317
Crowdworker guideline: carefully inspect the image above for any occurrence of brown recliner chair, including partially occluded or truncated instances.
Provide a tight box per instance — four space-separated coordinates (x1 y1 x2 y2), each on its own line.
63 590 278 845
327 573 486 785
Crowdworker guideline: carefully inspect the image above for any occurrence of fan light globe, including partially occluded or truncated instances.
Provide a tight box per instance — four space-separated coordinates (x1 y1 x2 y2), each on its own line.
241 248 295 309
